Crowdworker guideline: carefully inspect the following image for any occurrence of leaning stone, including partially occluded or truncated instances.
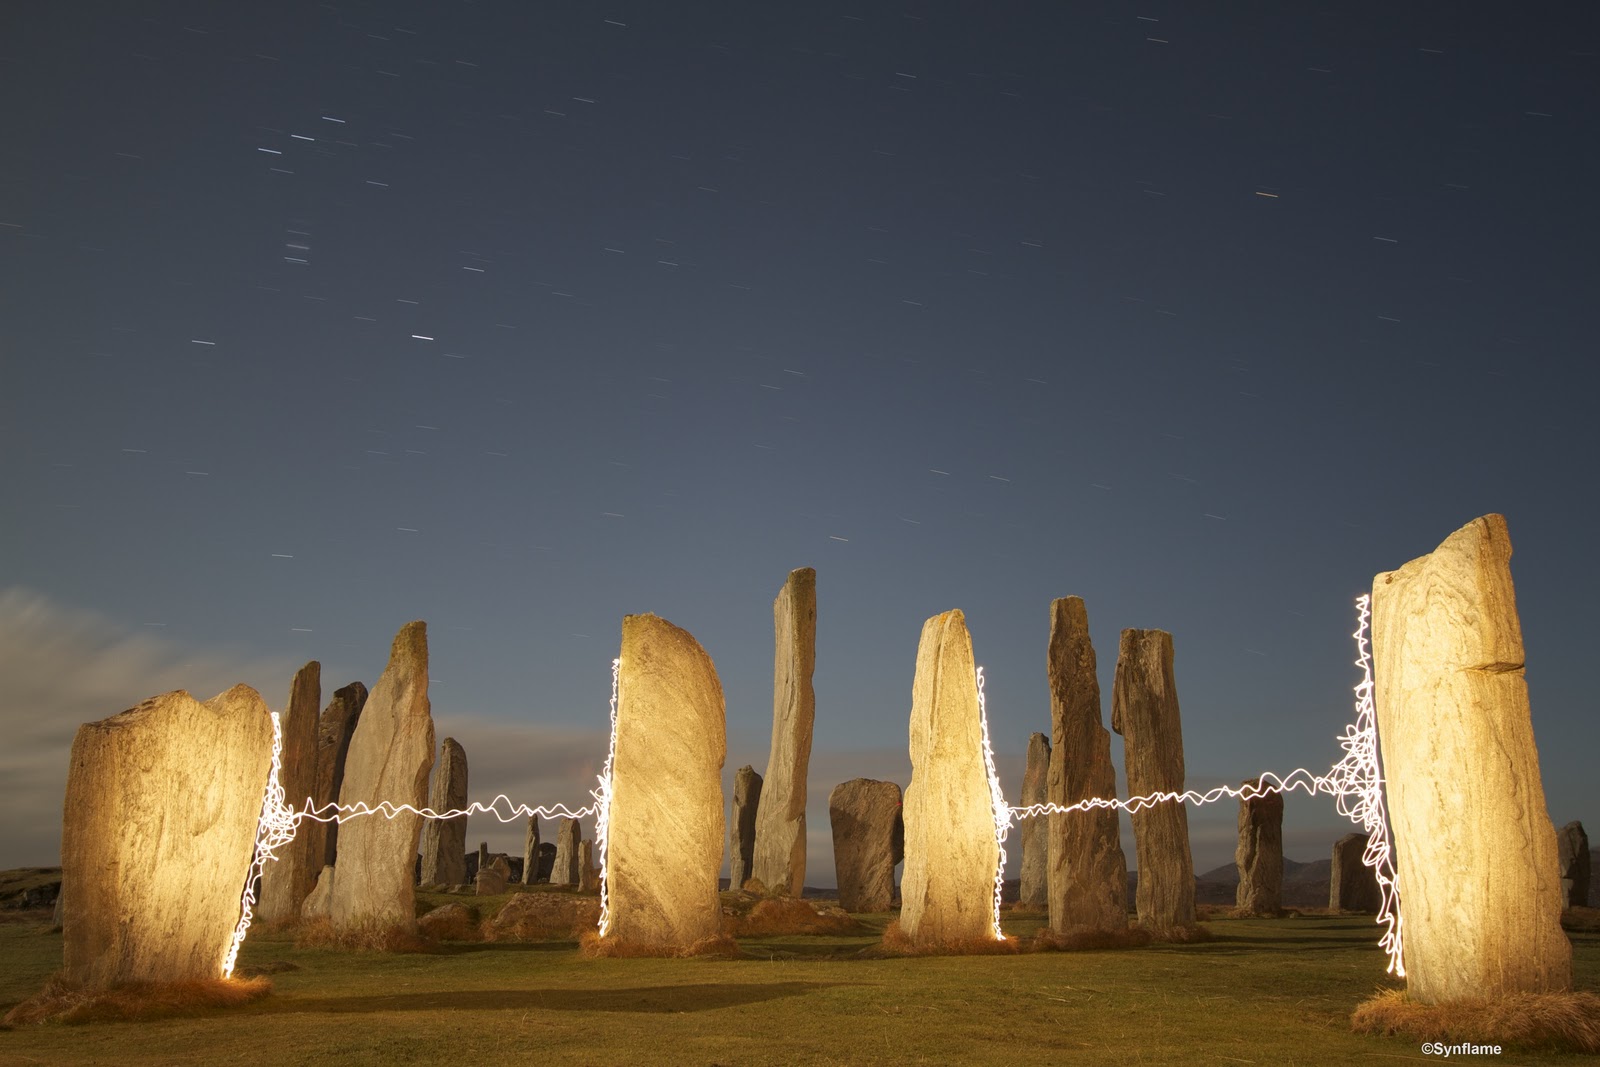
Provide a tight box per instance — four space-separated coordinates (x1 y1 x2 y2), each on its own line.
420 738 469 886
829 778 902 912
550 818 582 886
1330 832 1381 913
258 662 322 925
310 681 368 869
475 855 510 896
1372 513 1570 1001
1234 778 1283 916
1018 732 1050 910
730 765 763 891
1557 822 1591 908
900 610 999 946
752 567 817 897
522 816 541 883
61 685 274 988
328 622 435 935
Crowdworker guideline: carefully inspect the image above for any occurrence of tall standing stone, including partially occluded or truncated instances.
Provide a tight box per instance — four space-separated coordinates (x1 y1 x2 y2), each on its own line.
1557 822 1590 908
1372 514 1570 1001
829 778 903 912
900 610 999 945
257 661 322 925
61 686 274 989
310 681 368 870
1330 832 1382 913
1112 628 1195 933
579 840 600 893
752 567 817 897
602 613 726 951
550 817 582 886
1046 597 1128 935
419 738 468 886
1018 732 1051 910
1234 778 1283 916
522 816 541 884
328 622 435 934
729 765 762 890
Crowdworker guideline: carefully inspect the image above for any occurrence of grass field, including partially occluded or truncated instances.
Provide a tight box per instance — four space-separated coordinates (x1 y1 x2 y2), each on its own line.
3 902 1597 1066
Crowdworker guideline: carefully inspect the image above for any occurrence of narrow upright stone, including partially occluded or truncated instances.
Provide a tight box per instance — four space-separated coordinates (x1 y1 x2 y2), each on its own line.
1558 822 1590 908
1046 597 1128 935
61 686 274 989
1330 832 1382 913
328 622 435 934
522 816 541 883
579 840 599 893
257 661 322 925
310 681 368 869
1111 628 1195 933
900 610 999 946
419 738 468 886
729 765 763 890
1234 778 1283 916
1373 514 1571 1002
550 817 582 886
752 567 817 897
602 614 726 951
1018 732 1051 910
829 778 903 912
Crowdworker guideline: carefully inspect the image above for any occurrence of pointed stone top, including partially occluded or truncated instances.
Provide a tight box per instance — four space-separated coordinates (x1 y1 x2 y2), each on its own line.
392 619 427 650
440 736 465 756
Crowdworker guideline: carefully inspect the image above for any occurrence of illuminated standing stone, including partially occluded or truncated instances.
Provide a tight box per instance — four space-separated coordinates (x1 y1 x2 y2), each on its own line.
729 765 762 890
309 681 368 870
522 816 541 884
1046 597 1128 935
753 567 817 897
1234 778 1283 916
604 613 726 951
328 621 435 934
1372 514 1570 1001
829 778 902 912
900 610 999 945
61 685 273 989
419 738 468 886
257 661 322 925
1112 628 1196 933
1557 822 1590 908
1330 832 1381 913
1018 732 1051 910
550 817 581 886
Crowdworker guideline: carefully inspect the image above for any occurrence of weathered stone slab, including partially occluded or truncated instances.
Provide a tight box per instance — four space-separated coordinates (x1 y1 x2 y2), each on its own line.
420 738 468 887
1330 832 1382 912
1018 732 1051 910
1045 597 1128 935
61 685 274 988
602 613 726 951
310 681 368 869
829 778 903 912
753 567 817 897
550 817 582 886
1234 778 1283 916
1558 822 1590 908
1372 514 1570 1001
1111 628 1195 932
522 816 541 883
475 855 510 896
258 661 322 925
328 621 435 934
900 610 999 945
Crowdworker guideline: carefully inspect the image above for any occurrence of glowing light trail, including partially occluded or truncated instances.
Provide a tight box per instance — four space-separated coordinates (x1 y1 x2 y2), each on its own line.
592 658 620 936
973 666 1010 940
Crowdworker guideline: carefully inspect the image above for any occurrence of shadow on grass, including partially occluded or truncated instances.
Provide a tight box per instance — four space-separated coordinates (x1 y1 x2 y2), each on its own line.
1173 933 1385 954
255 981 845 1016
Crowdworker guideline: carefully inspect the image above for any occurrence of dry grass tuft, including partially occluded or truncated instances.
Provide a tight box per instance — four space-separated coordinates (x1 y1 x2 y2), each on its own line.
294 916 436 953
724 898 866 937
1032 925 1153 952
3 972 271 1026
865 919 1023 958
1138 922 1212 943
577 930 743 959
1351 988 1600 1053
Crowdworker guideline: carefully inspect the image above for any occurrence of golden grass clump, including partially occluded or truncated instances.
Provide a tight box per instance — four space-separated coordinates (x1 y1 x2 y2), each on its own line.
578 930 743 959
3 972 272 1026
1032 925 1153 952
723 898 867 937
294 916 436 953
866 919 1024 958
1351 988 1600 1053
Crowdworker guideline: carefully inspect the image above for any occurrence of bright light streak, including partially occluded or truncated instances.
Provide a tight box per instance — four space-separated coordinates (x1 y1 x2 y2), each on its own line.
223 709 291 978
973 666 1009 940
592 657 620 936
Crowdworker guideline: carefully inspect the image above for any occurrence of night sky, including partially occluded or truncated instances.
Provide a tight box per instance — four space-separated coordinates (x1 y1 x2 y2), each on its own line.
3 3 1596 886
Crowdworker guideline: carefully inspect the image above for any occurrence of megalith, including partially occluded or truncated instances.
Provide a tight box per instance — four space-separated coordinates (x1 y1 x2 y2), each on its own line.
579 840 599 893
522 816 541 883
1373 514 1571 1001
1046 597 1128 935
475 855 510 896
1111 628 1195 933
1330 832 1382 912
829 778 903 912
730 765 762 890
328 621 435 934
1018 732 1051 910
1558 822 1590 908
61 685 274 988
310 681 368 869
1234 778 1283 916
420 738 468 886
550 817 582 886
900 609 1000 945
257 661 322 925
752 567 817 897
602 613 726 951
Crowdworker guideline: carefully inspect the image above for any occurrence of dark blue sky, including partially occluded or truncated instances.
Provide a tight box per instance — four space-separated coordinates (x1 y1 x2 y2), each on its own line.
3 2 1596 881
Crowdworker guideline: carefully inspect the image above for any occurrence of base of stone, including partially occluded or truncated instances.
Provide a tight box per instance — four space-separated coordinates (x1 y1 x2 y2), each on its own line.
294 916 433 953
870 919 1023 957
1033 925 1152 952
579 930 742 959
1351 988 1600 1054
3 973 272 1026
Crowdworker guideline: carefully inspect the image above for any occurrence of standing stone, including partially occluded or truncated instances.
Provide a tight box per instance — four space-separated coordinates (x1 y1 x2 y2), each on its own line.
475 855 510 896
1234 778 1284 916
752 567 817 897
1557 822 1590 908
579 840 599 893
550 818 582 886
1330 832 1382 913
603 613 727 951
522 816 541 883
729 766 762 890
829 778 903 912
420 738 468 886
1046 597 1129 935
477 841 489 873
900 610 1000 945
302 865 335 920
328 621 435 934
1111 628 1196 933
257 661 322 925
1373 514 1570 1002
1018 732 1051 910
61 686 274 989
310 681 368 870
537 842 557 881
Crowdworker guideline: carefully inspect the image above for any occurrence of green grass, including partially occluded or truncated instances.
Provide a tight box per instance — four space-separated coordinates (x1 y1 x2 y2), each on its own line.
3 909 1597 1066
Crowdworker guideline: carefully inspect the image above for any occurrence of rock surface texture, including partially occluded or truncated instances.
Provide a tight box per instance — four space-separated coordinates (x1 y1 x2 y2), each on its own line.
603 613 727 951
1111 628 1196 933
420 737 468 887
258 661 322 925
327 621 435 934
550 817 582 887
752 567 817 897
900 610 1000 945
828 778 903 912
301 865 335 920
61 685 274 988
311 681 369 869
1557 821 1590 908
1045 597 1129 935
1330 832 1382 912
1372 514 1570 1002
475 855 510 896
729 765 762 890
1018 732 1051 910
1234 778 1284 916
